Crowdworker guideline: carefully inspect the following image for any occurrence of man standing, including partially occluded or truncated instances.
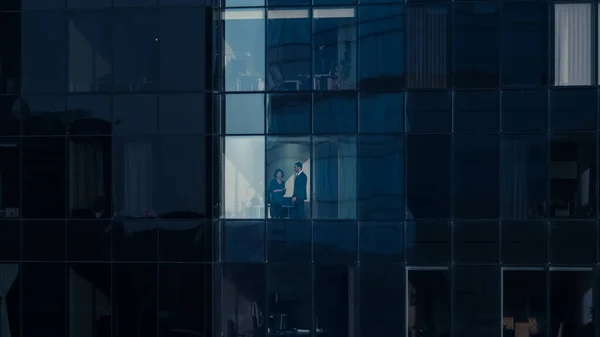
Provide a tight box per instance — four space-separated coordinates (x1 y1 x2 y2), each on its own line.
292 161 307 219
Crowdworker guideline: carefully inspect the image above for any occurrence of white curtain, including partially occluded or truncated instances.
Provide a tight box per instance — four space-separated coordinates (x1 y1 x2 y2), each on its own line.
123 141 154 217
554 4 592 86
0 264 18 337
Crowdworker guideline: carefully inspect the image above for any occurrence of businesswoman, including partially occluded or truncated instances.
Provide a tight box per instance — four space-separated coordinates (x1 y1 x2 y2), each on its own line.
269 169 286 219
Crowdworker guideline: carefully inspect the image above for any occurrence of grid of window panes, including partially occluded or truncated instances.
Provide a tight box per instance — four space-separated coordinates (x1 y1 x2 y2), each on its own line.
215 1 600 337
0 1 213 337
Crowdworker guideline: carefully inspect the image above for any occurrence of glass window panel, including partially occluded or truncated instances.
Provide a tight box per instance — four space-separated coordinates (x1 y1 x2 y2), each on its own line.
21 12 67 93
550 221 596 264
0 13 20 94
405 4 450 88
550 88 597 131
502 221 546 264
67 95 112 135
225 94 265 134
359 221 403 263
453 90 499 133
453 266 499 337
550 270 596 336
22 263 65 337
158 220 210 262
67 220 111 262
454 134 500 219
315 265 357 337
0 221 19 261
68 0 111 8
22 137 66 219
22 220 65 261
22 0 64 9
0 138 20 218
501 89 548 133
113 9 158 92
453 3 499 88
223 9 266 92
501 2 548 86
360 264 404 337
113 264 157 337
160 7 206 91
68 11 112 93
223 136 265 219
225 0 264 6
268 264 312 334
313 135 357 219
549 133 597 218
159 94 205 135
266 136 310 220
501 134 548 220
114 95 158 136
357 135 404 220
358 5 404 90
314 0 354 5
114 0 157 7
407 134 451 219
268 0 310 5
266 8 311 91
0 95 19 136
267 220 311 262
267 94 311 134
221 264 266 337
313 220 357 263
406 91 451 133
68 263 112 337
407 269 450 337
313 92 357 134
313 7 357 90
454 221 499 263
222 220 265 262
502 270 546 337
359 92 403 133
113 220 158 261
406 220 450 264
554 4 592 86
19 96 66 136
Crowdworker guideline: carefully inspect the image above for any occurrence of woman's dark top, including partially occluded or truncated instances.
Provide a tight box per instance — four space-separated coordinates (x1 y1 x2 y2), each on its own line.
269 179 285 205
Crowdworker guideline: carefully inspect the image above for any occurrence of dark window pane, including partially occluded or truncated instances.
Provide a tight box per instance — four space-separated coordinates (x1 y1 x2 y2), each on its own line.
67 220 111 261
160 7 206 91
549 133 596 218
22 220 65 261
20 96 66 136
68 11 112 92
267 8 311 91
0 138 20 217
313 93 357 133
359 221 403 263
406 91 451 133
67 95 112 135
220 264 265 337
405 4 450 88
225 0 263 6
550 89 597 131
407 269 450 337
502 221 546 264
267 94 311 134
159 94 205 135
0 221 20 261
314 0 354 4
222 221 265 262
454 135 499 219
22 137 66 219
454 221 499 263
501 2 548 86
113 220 158 262
454 266 499 337
267 220 311 262
313 7 357 90
268 0 309 5
114 0 157 7
159 220 210 262
359 5 404 89
22 263 66 337
454 90 499 133
67 264 111 337
406 220 450 264
0 96 20 136
453 3 499 88
22 12 66 93
314 265 356 337
113 264 157 337
313 136 357 219
550 221 596 264
407 134 451 219
113 9 158 92
268 264 312 334
501 134 548 220
22 0 64 9
313 221 357 263
359 92 404 133
360 264 404 337
358 135 404 220
550 271 595 337
503 270 546 333
0 13 21 94
114 95 157 136
225 94 264 134
501 89 548 132
68 0 111 8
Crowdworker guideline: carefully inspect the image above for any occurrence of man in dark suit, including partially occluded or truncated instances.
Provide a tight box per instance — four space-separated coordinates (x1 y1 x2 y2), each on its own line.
292 161 307 219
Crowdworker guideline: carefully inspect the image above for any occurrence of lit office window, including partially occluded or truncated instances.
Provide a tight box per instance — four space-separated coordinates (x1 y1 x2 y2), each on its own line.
554 4 592 86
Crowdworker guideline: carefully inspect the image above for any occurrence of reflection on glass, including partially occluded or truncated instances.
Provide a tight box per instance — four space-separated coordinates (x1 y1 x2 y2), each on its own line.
67 95 112 135
267 220 311 262
159 94 205 134
502 270 546 337
554 4 592 86
222 221 265 262
158 220 209 262
315 265 356 337
266 136 310 219
221 264 266 337
67 220 112 261
223 9 266 92
313 8 357 90
313 221 357 263
407 268 450 337
313 136 357 219
550 270 595 337
0 262 18 337
225 94 265 134
267 9 311 91
268 264 312 336
359 222 403 263
68 263 111 337
267 94 311 134
113 95 157 135
359 92 404 133
313 93 357 134
223 136 265 219
0 138 20 219
549 133 596 218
